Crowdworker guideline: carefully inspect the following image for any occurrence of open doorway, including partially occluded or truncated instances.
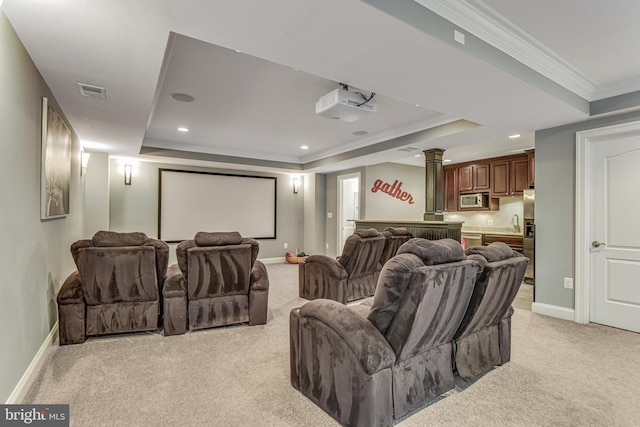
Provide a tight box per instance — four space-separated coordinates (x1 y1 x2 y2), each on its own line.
337 173 360 255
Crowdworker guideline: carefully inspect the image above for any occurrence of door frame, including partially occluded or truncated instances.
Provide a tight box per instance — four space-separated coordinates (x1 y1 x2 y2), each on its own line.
337 172 361 255
575 120 640 324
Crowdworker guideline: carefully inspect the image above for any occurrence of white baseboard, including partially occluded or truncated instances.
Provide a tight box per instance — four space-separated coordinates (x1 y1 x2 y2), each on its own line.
531 302 575 322
6 322 58 404
259 257 286 264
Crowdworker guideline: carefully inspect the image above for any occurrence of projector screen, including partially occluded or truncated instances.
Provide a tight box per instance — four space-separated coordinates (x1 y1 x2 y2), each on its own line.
158 169 277 242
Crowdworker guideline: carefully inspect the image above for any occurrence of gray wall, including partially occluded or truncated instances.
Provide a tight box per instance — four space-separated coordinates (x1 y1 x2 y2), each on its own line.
535 109 640 309
84 152 110 236
108 159 304 260
0 10 85 402
303 173 327 256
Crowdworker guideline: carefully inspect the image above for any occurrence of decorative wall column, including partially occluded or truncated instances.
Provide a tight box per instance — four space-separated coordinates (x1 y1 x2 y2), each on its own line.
423 148 444 221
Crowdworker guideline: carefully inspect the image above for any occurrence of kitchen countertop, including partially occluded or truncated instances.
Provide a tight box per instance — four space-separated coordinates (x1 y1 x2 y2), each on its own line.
461 226 523 237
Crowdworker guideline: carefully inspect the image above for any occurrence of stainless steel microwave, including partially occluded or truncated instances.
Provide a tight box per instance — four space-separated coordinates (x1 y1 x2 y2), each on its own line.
460 193 489 208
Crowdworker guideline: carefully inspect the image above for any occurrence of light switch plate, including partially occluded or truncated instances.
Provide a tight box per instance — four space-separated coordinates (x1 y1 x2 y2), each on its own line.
564 277 574 289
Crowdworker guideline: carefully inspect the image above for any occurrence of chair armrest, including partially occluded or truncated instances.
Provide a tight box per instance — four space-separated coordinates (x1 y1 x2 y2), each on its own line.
57 271 86 345
299 255 348 302
162 264 186 298
57 271 83 304
250 260 269 291
248 260 269 326
303 255 347 280
298 299 395 375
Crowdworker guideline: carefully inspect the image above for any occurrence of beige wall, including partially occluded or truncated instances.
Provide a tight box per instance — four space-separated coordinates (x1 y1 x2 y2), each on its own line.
0 10 85 402
365 162 424 220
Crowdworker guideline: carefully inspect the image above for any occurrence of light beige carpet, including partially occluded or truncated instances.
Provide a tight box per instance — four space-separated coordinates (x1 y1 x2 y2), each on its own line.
24 263 640 426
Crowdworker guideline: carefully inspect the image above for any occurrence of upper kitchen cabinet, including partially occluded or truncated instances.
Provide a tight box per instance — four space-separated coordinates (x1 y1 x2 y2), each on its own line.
490 155 529 197
444 167 458 212
526 149 535 188
458 163 490 193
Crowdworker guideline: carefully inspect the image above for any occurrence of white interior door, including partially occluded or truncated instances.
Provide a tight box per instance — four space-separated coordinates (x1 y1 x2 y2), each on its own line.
338 174 360 255
588 133 640 332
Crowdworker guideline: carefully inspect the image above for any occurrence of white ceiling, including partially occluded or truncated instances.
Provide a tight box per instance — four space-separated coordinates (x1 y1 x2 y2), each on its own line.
3 0 640 173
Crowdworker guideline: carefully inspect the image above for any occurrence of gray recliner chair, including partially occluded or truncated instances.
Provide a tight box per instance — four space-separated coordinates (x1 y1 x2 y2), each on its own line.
162 231 269 336
298 228 385 304
290 238 482 426
453 242 529 382
56 231 169 345
379 227 413 267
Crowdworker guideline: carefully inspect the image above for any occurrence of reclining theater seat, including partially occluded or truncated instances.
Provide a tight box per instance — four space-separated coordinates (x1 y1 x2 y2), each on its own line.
453 242 529 382
290 238 482 426
298 228 385 304
163 231 269 336
379 227 413 267
57 231 169 345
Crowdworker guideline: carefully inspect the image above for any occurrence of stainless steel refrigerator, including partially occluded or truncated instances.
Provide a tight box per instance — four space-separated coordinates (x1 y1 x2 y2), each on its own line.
523 189 535 284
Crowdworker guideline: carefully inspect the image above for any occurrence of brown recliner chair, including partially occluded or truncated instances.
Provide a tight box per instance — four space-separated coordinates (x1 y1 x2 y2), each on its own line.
290 238 482 426
379 226 413 267
162 231 269 336
56 231 169 345
453 242 529 382
298 228 385 304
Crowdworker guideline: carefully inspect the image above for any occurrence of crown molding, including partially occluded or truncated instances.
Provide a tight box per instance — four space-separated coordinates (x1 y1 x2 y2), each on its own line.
413 0 596 101
592 75 640 101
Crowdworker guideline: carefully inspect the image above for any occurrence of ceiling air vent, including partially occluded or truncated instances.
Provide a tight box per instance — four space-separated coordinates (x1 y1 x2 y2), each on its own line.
397 146 420 152
77 83 106 100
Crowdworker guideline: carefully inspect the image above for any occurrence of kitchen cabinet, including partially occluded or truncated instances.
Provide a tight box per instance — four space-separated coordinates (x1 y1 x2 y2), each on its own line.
482 234 523 253
444 150 534 212
490 155 529 196
443 167 458 212
458 163 490 192
526 149 535 188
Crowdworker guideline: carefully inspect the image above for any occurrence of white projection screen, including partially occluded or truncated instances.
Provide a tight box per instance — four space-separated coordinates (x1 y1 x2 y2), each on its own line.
159 169 277 242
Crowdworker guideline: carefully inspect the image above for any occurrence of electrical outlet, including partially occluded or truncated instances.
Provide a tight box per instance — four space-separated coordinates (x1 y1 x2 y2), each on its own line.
327 212 333 219
564 277 574 289
284 243 288 249
488 219 494 226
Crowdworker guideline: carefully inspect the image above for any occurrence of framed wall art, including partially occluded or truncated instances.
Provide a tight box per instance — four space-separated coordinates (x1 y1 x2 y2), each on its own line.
41 97 71 219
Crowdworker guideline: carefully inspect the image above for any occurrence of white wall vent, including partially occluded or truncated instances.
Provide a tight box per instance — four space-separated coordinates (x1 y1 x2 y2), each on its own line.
78 83 107 100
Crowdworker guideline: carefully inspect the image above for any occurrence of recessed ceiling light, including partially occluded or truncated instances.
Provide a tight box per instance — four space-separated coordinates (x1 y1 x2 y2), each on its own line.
415 104 420 107
300 145 309 150
414 154 422 157
171 93 195 102
234 49 242 53
443 159 452 163
178 127 189 132
352 130 368 136
509 134 521 139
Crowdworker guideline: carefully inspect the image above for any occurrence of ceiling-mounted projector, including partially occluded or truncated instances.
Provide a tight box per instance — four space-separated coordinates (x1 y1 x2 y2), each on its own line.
315 88 377 122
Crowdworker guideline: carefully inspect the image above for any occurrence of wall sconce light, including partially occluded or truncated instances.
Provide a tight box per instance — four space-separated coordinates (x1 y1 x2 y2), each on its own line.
293 177 299 194
124 164 132 185
80 151 90 176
